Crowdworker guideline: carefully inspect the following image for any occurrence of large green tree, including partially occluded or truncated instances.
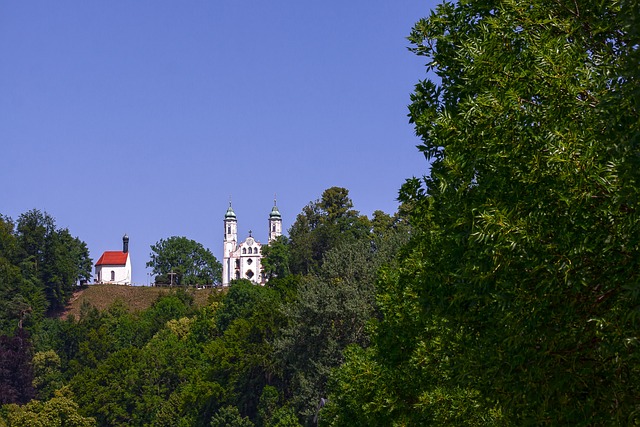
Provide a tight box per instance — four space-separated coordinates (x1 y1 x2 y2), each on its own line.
261 236 291 281
1 388 96 427
208 280 287 420
278 224 409 424
0 210 91 328
147 236 222 286
0 328 34 405
16 210 91 312
326 0 640 425
288 187 370 275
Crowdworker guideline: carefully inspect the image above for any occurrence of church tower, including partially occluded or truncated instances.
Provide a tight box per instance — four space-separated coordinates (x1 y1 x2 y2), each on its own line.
268 198 282 243
222 202 237 285
222 198 284 287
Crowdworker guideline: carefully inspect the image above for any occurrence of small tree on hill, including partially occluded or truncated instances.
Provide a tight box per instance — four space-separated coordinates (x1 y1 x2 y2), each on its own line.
147 236 222 286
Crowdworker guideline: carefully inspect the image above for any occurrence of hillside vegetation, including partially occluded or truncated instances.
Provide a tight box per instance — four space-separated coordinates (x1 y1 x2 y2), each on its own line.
61 284 218 319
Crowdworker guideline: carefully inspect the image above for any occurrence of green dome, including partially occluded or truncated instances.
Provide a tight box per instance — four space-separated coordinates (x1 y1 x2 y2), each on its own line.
225 204 236 219
269 205 281 219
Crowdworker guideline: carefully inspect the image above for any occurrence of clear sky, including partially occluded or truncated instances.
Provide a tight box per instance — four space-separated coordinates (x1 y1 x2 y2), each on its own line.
0 1 437 285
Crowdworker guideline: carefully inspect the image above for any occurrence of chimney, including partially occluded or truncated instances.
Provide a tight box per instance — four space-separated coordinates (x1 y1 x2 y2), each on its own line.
123 234 129 253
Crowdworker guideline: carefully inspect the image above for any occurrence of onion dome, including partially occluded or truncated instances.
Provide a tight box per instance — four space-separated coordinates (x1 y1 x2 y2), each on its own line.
225 203 237 220
270 204 281 219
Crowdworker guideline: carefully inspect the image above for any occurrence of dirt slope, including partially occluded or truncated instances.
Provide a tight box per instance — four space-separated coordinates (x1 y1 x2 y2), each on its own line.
60 284 217 320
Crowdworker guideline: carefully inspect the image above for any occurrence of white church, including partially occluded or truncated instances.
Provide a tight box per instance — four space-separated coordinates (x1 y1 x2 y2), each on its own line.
222 201 282 286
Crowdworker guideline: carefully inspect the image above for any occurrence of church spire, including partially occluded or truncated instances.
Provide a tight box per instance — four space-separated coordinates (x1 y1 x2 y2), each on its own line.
269 195 281 219
268 196 282 243
225 199 237 220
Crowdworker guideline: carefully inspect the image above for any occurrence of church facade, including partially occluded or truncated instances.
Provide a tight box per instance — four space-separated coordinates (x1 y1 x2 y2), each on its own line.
222 201 282 286
95 234 132 285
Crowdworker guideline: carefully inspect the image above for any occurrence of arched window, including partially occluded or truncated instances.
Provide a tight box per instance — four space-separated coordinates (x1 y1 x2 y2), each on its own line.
272 225 276 232
242 248 246 254
255 247 259 254
248 247 253 254
228 226 231 234
110 270 115 282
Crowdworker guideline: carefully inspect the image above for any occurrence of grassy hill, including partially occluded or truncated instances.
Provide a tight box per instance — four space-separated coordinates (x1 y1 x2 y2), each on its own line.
61 284 220 320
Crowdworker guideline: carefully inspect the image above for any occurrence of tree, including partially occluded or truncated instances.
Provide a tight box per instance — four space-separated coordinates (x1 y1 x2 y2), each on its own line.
15 210 55 275
147 236 222 286
0 212 91 331
0 328 34 405
1 387 96 427
0 257 47 335
32 350 64 401
277 228 409 424
208 280 287 420
288 187 370 275
261 236 291 280
326 0 640 425
210 406 254 427
41 228 92 310
68 295 210 426
12 209 92 312
0 215 48 334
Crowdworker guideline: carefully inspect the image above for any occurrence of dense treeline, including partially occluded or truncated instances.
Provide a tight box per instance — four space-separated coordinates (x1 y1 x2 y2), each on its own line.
324 0 640 425
0 190 409 426
0 210 91 335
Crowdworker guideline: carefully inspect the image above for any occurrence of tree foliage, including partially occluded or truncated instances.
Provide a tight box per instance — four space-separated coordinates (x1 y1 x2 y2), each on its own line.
0 191 407 426
1 387 96 427
261 236 291 281
16 210 91 312
0 210 91 331
288 187 370 275
326 0 640 425
0 328 34 405
32 350 64 401
208 280 287 420
147 236 222 286
278 220 409 423
210 405 254 427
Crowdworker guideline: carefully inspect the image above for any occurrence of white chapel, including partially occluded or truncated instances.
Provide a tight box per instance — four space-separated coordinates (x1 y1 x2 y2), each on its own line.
222 201 282 286
95 234 132 285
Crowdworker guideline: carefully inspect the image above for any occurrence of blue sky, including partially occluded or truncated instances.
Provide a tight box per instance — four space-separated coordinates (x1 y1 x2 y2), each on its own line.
0 1 437 285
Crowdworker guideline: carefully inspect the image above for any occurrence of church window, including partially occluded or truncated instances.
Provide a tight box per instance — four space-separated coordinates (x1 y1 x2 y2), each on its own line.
247 258 253 265
246 269 254 279
110 270 115 281
255 247 259 253
248 247 253 254
272 225 276 232
228 226 231 234
236 259 240 268
242 248 246 254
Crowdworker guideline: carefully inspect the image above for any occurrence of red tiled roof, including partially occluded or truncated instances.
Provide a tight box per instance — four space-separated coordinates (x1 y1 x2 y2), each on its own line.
95 251 128 266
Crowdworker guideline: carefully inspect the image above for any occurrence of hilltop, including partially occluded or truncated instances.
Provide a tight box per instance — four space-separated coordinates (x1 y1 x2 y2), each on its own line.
60 284 219 320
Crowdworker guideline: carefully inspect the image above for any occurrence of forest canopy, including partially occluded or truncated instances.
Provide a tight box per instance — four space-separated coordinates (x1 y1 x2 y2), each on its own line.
325 0 640 425
0 210 91 335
